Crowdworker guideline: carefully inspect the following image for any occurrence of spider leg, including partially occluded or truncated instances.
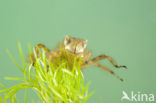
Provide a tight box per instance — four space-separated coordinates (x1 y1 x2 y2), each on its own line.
81 61 124 81
48 51 60 64
95 63 124 81
91 54 127 69
28 54 35 65
28 43 50 64
82 51 92 62
35 43 50 57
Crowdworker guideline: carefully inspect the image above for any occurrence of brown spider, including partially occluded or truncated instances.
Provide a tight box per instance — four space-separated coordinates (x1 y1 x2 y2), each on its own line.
28 35 127 81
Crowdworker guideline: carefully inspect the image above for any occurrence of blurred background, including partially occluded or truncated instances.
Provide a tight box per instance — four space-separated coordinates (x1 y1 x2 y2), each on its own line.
0 0 156 103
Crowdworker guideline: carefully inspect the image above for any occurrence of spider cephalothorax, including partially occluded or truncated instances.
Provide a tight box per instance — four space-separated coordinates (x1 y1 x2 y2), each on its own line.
64 35 87 55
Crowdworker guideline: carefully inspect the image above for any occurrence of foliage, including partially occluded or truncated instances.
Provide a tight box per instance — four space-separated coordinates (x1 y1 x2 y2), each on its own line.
0 42 92 103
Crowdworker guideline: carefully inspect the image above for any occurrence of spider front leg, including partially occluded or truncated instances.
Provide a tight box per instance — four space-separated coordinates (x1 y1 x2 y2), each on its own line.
81 53 126 81
82 51 92 62
91 54 127 69
81 61 124 81
95 63 124 81
28 43 50 64
35 43 50 57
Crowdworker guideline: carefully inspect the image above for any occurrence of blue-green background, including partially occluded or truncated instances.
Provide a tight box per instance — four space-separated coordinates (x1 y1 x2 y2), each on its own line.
0 0 156 103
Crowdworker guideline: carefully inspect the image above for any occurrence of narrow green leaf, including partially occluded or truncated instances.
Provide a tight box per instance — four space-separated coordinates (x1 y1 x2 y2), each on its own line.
27 43 32 54
6 49 23 72
24 89 27 103
17 41 25 70
4 77 29 82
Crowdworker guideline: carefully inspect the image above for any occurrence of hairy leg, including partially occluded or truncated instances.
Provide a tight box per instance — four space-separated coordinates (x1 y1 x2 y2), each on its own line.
48 51 60 64
28 43 50 64
82 51 92 62
95 63 124 81
81 61 124 81
90 54 127 69
35 43 50 57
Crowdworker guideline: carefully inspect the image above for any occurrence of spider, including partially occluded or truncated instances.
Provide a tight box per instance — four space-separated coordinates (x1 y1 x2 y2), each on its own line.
28 35 127 81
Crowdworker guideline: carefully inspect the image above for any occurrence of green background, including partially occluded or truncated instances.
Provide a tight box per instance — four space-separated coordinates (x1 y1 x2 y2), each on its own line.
0 0 156 103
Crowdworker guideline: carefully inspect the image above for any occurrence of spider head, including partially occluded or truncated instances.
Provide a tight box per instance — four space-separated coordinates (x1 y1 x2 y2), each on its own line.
64 35 87 54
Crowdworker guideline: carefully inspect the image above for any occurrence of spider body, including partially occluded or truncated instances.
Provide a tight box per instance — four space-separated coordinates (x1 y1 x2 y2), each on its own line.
29 35 127 81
